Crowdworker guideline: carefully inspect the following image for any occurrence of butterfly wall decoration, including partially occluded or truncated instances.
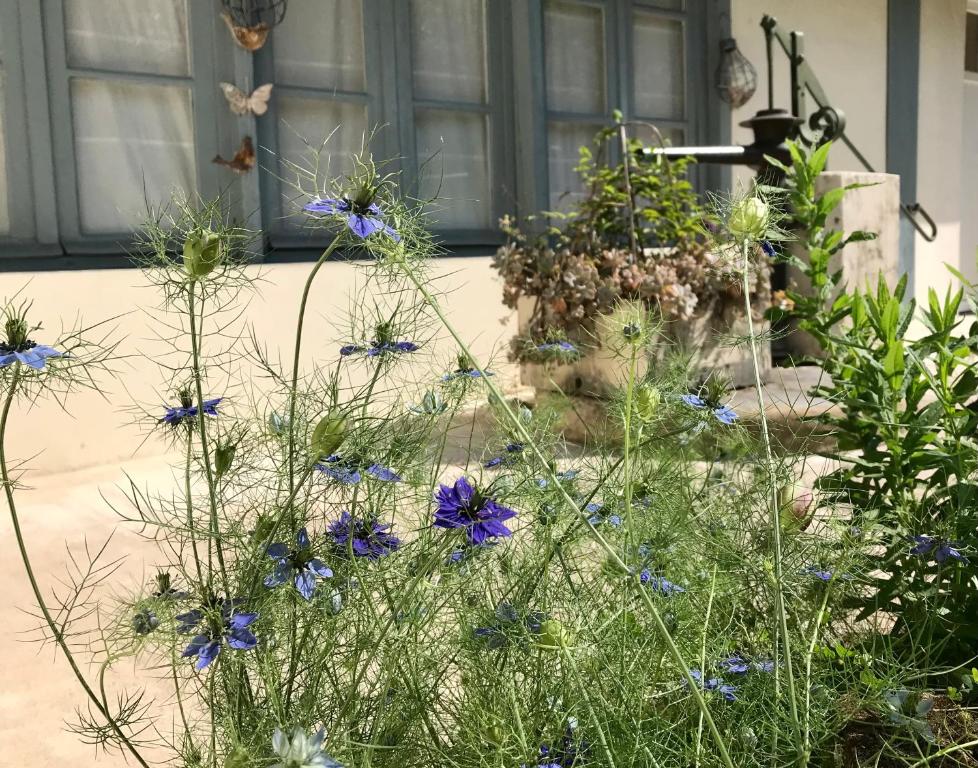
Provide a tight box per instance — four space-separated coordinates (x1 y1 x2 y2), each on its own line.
213 136 256 174
220 83 274 116
221 11 270 51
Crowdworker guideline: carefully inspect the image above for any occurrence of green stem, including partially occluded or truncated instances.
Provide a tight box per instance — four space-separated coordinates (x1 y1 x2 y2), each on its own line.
0 366 151 768
740 238 804 763
187 281 227 590
395 258 737 768
561 643 618 768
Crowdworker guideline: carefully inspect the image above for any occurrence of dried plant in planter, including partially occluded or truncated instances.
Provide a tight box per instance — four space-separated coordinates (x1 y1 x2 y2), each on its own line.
493 121 771 360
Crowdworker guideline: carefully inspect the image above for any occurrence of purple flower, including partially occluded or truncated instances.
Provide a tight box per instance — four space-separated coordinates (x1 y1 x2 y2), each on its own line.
303 197 399 240
910 535 968 564
264 527 334 601
0 339 62 369
443 366 494 381
684 669 738 702
434 477 517 545
639 570 686 595
341 340 419 357
176 598 258 670
536 340 578 355
681 393 737 425
315 454 401 485
327 511 400 559
162 395 222 426
484 442 524 469
802 564 851 582
586 502 622 528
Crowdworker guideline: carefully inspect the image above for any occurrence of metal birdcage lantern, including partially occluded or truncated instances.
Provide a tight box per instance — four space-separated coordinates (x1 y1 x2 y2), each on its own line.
715 38 758 108
221 0 288 30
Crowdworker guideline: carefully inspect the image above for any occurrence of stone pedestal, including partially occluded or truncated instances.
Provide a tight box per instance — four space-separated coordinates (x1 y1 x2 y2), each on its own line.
785 171 901 358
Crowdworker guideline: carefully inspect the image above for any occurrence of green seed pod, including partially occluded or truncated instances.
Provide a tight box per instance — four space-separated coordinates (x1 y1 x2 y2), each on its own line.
223 745 250 768
778 481 814 533
533 619 571 651
634 385 661 422
183 229 224 279
4 314 27 347
214 442 235 478
728 196 769 241
310 412 347 460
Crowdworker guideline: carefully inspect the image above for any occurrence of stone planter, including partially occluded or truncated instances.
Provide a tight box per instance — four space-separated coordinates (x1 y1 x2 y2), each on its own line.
518 297 771 399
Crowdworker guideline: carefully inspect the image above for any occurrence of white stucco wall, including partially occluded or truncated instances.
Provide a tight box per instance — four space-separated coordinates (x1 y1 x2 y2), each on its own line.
731 0 889 175
1 258 518 474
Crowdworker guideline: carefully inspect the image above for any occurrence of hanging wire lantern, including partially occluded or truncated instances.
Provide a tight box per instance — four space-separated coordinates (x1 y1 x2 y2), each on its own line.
715 38 758 108
220 0 288 51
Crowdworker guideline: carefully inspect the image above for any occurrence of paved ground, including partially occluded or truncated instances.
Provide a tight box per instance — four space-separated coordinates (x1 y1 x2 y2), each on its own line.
1 455 175 766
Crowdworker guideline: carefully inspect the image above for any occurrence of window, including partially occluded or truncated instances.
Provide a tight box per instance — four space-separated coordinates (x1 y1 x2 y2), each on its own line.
0 0 714 263
543 0 692 211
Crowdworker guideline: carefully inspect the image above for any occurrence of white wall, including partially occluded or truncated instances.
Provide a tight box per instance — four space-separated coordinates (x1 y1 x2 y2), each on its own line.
731 0 889 175
1 258 518 474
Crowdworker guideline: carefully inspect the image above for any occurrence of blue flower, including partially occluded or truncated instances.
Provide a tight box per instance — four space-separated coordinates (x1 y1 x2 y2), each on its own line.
442 366 494 381
522 721 588 768
327 511 400 559
536 340 578 355
484 442 524 469
177 599 258 670
761 240 776 257
434 477 517 545
264 527 334 601
685 669 738 702
586 502 622 528
639 570 686 595
304 197 399 241
681 393 738 425
802 564 851 582
718 655 751 674
162 395 222 426
0 339 62 369
315 454 401 485
910 535 968 564
340 340 419 357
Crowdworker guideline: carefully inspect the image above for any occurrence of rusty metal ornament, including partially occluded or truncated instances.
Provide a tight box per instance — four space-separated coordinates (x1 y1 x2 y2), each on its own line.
220 0 287 52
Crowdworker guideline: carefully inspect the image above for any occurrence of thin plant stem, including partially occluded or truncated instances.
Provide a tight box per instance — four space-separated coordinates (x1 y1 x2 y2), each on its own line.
394 257 737 768
739 237 804 763
0 365 151 768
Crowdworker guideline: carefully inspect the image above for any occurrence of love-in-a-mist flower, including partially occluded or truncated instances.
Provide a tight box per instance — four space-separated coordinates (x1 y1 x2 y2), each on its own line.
340 340 419 357
161 389 222 427
639 569 686 595
685 669 738 702
0 311 62 370
326 511 400 559
271 726 343 768
681 393 738 425
910 535 968 564
718 654 774 675
522 720 588 768
315 454 401 485
586 502 622 528
303 193 399 241
265 527 334 600
443 353 493 381
176 598 258 670
484 442 524 469
536 339 578 356
434 477 517 545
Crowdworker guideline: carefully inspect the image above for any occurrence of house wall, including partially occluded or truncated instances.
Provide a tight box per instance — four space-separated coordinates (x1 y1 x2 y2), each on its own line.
1 259 519 474
731 0 889 176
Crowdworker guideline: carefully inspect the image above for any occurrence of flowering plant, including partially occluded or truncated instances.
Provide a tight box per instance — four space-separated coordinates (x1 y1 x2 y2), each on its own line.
493 118 771 357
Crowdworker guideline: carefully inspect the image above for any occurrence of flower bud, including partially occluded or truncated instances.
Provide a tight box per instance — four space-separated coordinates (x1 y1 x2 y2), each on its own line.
215 442 235 478
634 385 661 422
778 482 814 532
729 196 769 241
310 411 347 460
183 229 224 278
